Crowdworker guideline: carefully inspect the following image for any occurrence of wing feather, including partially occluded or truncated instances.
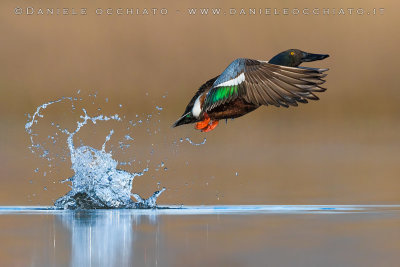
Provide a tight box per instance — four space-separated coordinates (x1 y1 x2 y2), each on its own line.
203 59 328 111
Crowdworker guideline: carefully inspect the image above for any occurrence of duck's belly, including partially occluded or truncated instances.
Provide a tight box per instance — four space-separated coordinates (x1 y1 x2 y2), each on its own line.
208 98 258 120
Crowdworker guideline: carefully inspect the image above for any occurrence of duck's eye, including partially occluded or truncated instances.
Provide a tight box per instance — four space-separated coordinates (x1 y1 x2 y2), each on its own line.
290 51 295 56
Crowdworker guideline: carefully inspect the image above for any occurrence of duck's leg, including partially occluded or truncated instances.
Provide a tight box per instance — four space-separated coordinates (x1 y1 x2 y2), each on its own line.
195 113 210 130
202 120 219 132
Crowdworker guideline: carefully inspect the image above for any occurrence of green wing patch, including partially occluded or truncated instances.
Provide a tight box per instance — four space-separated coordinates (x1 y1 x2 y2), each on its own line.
206 85 239 109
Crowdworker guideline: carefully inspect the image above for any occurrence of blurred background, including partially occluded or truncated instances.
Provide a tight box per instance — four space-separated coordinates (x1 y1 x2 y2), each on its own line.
0 0 399 206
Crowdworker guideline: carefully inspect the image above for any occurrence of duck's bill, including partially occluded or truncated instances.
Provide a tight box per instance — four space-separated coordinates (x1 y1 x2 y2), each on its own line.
302 52 329 62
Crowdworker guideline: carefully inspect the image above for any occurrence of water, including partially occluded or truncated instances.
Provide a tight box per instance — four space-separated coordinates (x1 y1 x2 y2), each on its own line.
0 205 400 266
24 96 176 209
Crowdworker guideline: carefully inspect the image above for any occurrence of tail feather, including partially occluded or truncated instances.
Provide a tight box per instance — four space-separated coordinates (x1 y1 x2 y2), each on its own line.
172 112 195 127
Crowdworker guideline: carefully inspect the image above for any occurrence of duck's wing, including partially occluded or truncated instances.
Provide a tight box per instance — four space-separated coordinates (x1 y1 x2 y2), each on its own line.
182 76 218 115
203 58 328 111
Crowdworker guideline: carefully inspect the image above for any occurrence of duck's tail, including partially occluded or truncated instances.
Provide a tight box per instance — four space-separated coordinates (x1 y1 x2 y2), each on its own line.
172 112 197 128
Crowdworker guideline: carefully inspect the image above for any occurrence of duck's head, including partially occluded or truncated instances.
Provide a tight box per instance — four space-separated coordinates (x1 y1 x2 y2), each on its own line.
269 49 329 67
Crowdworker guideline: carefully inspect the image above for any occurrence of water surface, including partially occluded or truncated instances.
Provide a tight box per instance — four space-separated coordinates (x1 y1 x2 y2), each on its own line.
1 205 399 267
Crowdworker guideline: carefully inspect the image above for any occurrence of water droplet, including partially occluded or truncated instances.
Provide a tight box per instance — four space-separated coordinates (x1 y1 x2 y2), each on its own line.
34 168 39 173
182 137 207 146
125 134 134 141
235 172 239 176
44 186 47 191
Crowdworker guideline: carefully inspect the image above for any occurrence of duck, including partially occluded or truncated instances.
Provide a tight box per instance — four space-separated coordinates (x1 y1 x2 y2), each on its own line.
172 49 329 132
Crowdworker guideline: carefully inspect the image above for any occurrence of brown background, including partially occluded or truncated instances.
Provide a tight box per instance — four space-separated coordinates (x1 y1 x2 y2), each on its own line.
0 0 399 206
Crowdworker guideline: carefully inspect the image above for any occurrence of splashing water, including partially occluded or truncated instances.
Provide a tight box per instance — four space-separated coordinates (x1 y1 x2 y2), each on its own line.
25 97 166 209
180 137 207 146
132 188 166 209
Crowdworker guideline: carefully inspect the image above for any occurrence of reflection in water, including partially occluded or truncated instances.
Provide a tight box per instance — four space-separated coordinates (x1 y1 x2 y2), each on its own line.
1 206 400 266
56 211 158 267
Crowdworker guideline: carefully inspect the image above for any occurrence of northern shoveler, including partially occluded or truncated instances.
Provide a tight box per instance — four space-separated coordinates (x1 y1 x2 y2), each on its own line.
172 49 329 132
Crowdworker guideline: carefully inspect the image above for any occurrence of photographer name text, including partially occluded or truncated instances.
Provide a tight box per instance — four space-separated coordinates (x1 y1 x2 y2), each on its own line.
13 7 385 16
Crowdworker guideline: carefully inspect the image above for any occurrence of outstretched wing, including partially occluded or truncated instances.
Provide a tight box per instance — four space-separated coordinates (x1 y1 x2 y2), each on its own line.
203 58 328 111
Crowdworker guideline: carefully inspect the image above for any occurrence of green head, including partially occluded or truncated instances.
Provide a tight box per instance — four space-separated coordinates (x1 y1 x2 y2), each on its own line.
269 49 329 67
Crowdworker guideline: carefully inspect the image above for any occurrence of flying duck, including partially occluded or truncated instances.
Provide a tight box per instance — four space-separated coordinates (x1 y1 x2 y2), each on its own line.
172 49 329 132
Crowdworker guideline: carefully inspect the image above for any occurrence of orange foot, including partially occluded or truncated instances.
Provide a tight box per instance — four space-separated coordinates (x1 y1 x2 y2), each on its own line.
202 120 219 132
195 113 210 130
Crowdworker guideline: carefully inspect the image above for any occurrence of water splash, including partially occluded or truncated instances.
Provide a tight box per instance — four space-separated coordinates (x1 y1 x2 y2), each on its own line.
178 137 207 146
53 144 152 209
25 97 73 156
132 188 166 209
25 96 165 209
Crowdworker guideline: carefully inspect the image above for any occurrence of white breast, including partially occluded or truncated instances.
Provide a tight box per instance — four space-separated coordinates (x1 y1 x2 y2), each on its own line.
192 95 202 118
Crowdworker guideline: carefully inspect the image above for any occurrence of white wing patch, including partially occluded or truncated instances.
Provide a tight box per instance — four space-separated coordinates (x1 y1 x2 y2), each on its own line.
192 95 202 118
215 73 245 87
